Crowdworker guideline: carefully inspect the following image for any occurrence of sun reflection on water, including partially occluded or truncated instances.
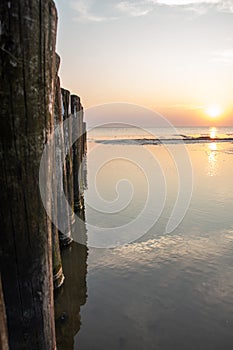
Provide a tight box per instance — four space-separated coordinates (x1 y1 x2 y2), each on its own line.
209 142 217 152
207 142 218 177
209 127 217 139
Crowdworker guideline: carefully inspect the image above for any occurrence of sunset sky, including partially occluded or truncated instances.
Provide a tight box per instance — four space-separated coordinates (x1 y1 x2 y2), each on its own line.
55 0 233 126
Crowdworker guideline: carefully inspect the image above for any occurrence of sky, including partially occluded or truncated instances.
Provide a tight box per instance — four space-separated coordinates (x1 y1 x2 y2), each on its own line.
55 0 233 126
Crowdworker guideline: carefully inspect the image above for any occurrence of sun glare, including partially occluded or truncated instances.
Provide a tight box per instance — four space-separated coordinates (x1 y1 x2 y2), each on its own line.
209 127 217 139
205 105 222 118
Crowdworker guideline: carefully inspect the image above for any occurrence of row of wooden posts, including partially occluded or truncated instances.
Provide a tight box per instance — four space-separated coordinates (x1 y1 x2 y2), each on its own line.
53 58 87 290
0 0 87 348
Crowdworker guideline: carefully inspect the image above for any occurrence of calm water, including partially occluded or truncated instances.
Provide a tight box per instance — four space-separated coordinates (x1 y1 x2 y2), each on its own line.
55 126 233 350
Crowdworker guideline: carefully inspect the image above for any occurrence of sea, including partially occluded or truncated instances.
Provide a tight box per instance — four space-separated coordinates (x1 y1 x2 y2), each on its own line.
55 126 233 350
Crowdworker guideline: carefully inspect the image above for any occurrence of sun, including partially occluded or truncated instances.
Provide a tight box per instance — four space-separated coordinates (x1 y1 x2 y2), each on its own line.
205 105 222 118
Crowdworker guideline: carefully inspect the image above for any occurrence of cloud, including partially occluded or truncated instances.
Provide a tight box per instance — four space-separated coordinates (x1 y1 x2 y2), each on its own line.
116 1 153 17
71 0 154 21
210 49 233 66
70 0 233 22
157 0 220 5
156 0 233 16
218 0 233 12
71 0 116 22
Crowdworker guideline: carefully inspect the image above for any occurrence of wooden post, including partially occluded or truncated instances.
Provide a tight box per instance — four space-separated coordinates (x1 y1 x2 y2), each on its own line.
0 0 57 348
52 224 65 289
54 56 72 247
71 95 83 211
79 110 86 207
61 89 75 231
71 99 87 211
51 55 65 288
82 122 88 191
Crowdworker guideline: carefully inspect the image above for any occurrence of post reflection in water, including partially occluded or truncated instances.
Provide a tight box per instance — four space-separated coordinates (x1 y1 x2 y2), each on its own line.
55 207 88 350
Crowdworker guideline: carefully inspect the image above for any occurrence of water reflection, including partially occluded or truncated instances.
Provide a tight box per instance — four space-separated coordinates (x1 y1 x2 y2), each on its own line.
55 208 88 350
207 142 218 177
209 127 217 139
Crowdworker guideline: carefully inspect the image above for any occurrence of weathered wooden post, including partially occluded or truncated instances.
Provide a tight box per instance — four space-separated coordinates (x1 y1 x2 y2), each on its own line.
82 122 88 191
54 57 72 247
51 55 65 289
79 110 86 207
0 0 57 348
61 89 75 230
52 223 65 289
71 95 83 211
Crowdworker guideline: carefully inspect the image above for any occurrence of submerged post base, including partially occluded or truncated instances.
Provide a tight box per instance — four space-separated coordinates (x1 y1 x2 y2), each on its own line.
59 233 73 248
53 267 65 290
74 201 83 212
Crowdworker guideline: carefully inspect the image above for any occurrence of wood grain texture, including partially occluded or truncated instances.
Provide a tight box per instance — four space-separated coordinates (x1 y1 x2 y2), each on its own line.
0 1 57 348
61 89 75 232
